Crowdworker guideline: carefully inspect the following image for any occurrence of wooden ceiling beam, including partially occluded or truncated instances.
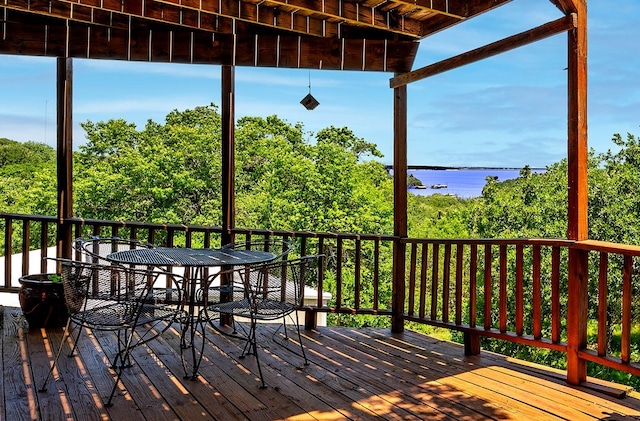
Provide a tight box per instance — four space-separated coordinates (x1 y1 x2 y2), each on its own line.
549 0 582 14
1 0 341 39
419 0 511 37
391 0 465 18
157 0 423 39
0 8 418 71
391 13 575 88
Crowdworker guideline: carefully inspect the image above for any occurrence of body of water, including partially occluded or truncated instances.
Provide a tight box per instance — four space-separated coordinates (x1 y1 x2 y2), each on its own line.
405 168 534 198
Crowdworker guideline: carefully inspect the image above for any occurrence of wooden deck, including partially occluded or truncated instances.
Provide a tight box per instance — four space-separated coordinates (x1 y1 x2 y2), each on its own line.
3 306 640 420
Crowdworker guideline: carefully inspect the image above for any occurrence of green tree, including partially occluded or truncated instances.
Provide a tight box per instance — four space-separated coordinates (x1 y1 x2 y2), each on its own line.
75 104 223 225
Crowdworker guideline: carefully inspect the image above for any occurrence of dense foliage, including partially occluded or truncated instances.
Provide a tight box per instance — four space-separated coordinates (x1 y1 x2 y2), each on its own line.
0 138 57 216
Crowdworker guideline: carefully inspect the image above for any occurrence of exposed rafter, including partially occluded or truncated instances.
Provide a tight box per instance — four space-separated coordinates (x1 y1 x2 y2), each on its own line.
0 1 535 72
550 0 583 14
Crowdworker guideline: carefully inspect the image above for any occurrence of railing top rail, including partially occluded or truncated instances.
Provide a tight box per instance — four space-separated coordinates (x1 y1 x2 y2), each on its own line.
0 213 58 223
572 239 640 256
0 213 397 242
229 228 395 241
401 237 575 247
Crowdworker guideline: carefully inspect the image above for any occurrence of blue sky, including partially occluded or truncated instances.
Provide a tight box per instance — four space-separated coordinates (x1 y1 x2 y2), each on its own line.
1 1 639 167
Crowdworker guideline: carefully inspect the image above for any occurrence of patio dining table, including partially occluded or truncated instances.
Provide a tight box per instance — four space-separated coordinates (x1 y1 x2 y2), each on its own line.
105 247 277 378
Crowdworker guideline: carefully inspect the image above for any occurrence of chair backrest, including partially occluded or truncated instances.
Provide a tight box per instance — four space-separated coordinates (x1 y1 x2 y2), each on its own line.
221 238 293 262
55 258 182 323
239 255 321 315
74 236 154 265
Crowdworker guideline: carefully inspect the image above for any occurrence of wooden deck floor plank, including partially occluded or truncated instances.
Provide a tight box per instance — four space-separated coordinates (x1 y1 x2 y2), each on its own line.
486 362 640 415
324 327 579 420
466 360 640 419
141 323 253 421
161 322 310 421
399 329 640 418
91 327 184 420
3 308 47 421
4 304 638 421
360 328 625 420
197 324 365 420
296 326 507 420
176 331 295 421
27 325 109 421
309 326 553 421
251 325 433 421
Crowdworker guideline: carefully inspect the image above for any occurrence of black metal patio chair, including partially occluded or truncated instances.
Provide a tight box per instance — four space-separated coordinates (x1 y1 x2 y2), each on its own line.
74 235 155 266
201 255 321 388
198 238 295 329
39 258 186 406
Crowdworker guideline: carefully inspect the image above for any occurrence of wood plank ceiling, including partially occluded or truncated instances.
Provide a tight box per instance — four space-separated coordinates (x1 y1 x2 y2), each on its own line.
0 0 520 72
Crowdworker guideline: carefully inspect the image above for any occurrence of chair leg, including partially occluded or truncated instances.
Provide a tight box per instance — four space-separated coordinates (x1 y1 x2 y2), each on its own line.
39 318 74 392
292 312 309 366
245 319 267 389
67 323 85 357
104 325 138 406
111 330 134 369
181 314 206 380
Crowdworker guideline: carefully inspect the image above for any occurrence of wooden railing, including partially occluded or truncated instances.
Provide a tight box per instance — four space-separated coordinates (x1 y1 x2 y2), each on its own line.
2 212 640 381
401 238 573 353
0 213 396 320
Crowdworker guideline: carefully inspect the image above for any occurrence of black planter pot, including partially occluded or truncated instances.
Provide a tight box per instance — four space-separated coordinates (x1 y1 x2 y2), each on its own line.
18 274 69 328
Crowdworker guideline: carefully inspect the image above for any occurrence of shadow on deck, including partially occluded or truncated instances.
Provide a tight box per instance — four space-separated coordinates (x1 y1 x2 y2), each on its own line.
2 305 640 420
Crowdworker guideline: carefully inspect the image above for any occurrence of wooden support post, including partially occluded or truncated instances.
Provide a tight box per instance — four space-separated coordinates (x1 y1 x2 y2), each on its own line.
56 57 73 259
464 332 481 356
304 311 317 330
566 1 588 385
221 65 236 326
221 65 235 247
391 80 407 333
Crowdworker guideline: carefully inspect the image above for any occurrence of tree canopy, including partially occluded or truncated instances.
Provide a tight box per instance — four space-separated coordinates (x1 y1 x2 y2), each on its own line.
72 104 394 235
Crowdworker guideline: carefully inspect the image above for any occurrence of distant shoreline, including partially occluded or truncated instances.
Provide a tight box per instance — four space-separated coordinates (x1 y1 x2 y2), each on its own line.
385 165 547 171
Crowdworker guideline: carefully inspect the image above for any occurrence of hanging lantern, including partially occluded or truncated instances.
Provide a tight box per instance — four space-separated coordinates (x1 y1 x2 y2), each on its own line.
300 70 319 110
300 93 319 110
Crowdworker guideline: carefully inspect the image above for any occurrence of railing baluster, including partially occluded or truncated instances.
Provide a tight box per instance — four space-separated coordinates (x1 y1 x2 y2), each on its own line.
484 244 492 331
40 221 49 273
354 238 361 310
551 246 561 343
532 245 542 339
418 243 427 318
4 216 13 288
408 242 417 316
469 244 477 329
597 251 608 356
317 237 325 309
621 255 632 364
373 239 379 311
455 243 463 325
22 219 30 277
430 243 440 320
515 244 524 336
336 238 343 309
130 227 138 242
499 244 507 333
442 243 451 323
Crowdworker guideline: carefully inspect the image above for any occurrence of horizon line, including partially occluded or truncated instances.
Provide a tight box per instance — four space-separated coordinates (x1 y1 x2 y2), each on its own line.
383 165 547 171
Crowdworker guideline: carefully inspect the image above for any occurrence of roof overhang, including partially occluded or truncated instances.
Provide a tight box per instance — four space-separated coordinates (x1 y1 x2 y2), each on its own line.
0 0 515 73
